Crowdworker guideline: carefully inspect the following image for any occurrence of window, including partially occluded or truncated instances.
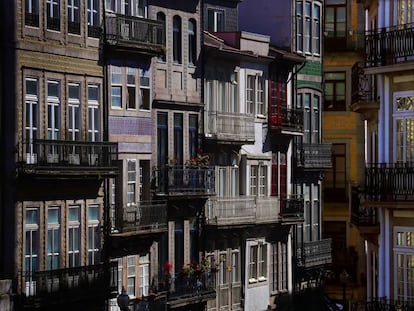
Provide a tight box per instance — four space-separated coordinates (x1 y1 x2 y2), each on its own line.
188 19 197 65
25 208 39 273
219 253 227 285
25 78 39 163
127 67 136 109
105 0 115 12
157 113 168 167
397 0 414 25
313 184 320 240
25 0 39 27
174 113 183 165
173 16 182 63
68 206 80 267
127 160 136 206
325 6 346 38
324 72 346 111
269 80 287 127
47 80 61 141
250 164 267 196
88 84 100 141
296 1 321 55
190 221 198 263
249 241 267 283
394 227 414 305
304 185 311 241
231 251 240 283
139 254 150 297
88 205 100 264
394 94 414 162
127 256 136 296
325 144 347 200
67 0 80 34
246 74 265 115
47 207 60 270
189 115 198 159
302 92 320 144
157 12 166 62
87 0 100 37
68 83 81 141
207 9 224 32
111 66 122 108
174 222 184 274
139 69 150 110
46 0 60 31
271 242 287 292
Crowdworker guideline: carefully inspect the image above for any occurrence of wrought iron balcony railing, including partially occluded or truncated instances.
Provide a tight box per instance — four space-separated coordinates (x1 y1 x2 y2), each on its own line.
120 201 168 233
351 62 378 105
105 14 165 54
153 166 215 196
280 195 304 223
365 23 414 67
297 238 332 268
269 106 303 133
365 298 414 311
365 163 414 202
205 111 255 143
17 139 118 177
166 273 216 303
297 143 332 169
16 263 117 308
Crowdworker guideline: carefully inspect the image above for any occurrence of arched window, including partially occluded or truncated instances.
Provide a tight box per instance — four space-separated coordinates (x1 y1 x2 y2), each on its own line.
157 12 166 61
173 15 182 64
188 19 197 65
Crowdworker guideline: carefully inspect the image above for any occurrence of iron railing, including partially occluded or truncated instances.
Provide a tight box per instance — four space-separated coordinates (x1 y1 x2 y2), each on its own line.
17 139 118 176
364 298 414 311
167 273 216 302
153 166 215 196
297 143 332 169
365 23 414 67
269 106 303 132
105 14 164 53
17 263 117 307
25 13 39 27
88 24 101 38
47 17 60 31
280 195 304 223
365 163 414 201
205 111 255 142
298 238 332 268
351 61 377 105
121 201 168 232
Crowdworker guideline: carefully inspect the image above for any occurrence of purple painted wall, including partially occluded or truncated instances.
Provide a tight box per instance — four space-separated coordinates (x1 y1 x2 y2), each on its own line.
238 0 293 51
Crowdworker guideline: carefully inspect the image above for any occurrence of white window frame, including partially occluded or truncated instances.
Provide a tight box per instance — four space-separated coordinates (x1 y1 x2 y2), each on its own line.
47 206 61 270
127 160 137 206
207 8 224 32
393 91 414 163
393 226 414 305
87 205 100 264
111 66 122 109
139 254 150 297
127 255 136 296
248 239 268 284
126 67 137 110
25 207 39 273
139 68 150 110
87 0 99 26
47 0 60 18
88 84 100 142
68 82 81 141
296 1 321 56
47 80 61 141
68 206 81 267
250 163 268 197
67 0 80 23
26 0 39 14
25 77 39 163
219 252 227 285
246 73 266 116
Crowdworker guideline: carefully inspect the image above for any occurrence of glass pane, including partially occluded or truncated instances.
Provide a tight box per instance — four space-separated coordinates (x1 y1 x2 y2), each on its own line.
48 208 59 224
26 209 38 224
26 79 38 96
69 207 79 222
88 206 99 221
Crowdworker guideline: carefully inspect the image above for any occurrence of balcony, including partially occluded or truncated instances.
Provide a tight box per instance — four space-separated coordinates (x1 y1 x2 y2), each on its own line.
153 166 215 197
297 239 332 268
365 23 414 68
16 263 117 309
297 143 332 170
269 106 303 135
365 163 414 203
105 14 165 55
365 298 414 311
280 195 304 223
204 111 255 144
17 139 118 178
166 273 216 307
350 62 379 119
117 201 168 234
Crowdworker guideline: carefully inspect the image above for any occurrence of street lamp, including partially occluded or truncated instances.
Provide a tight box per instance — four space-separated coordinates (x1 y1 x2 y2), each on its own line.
117 286 130 311
339 269 349 311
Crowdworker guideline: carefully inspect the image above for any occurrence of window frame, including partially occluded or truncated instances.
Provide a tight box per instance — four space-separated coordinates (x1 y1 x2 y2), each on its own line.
87 205 100 265
324 71 346 111
68 82 81 141
173 15 182 64
68 205 81 268
87 84 100 141
248 240 268 284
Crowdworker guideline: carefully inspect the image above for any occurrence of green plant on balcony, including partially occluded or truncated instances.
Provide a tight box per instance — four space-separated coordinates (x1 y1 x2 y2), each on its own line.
185 150 210 168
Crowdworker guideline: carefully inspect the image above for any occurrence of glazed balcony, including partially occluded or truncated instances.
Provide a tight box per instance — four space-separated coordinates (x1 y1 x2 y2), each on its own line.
296 143 332 170
350 62 379 118
105 14 165 55
205 111 255 144
117 201 168 234
153 166 215 197
16 263 117 309
297 238 332 268
365 163 414 202
205 196 280 226
279 195 304 223
365 23 414 67
269 106 303 134
17 139 118 178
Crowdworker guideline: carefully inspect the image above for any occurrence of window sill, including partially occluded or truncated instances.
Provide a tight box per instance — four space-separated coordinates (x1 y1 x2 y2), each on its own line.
258 276 267 282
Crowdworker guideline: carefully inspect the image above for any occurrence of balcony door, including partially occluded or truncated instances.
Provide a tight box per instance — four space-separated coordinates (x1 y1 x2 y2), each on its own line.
394 93 414 163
